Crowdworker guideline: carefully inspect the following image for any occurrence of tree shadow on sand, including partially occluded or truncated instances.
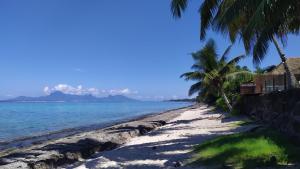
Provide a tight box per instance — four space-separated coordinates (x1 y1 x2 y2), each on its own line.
69 122 256 169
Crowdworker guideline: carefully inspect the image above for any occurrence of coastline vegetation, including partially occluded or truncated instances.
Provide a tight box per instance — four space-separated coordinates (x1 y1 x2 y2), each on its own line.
171 0 300 88
171 1 300 168
181 39 252 111
167 98 196 102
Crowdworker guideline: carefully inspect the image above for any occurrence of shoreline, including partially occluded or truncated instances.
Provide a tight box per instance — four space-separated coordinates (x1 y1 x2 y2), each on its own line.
67 104 257 169
0 102 193 145
0 104 197 168
0 104 194 150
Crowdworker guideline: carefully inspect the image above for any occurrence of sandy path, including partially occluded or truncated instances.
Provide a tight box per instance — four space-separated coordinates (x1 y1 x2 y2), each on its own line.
66 105 256 169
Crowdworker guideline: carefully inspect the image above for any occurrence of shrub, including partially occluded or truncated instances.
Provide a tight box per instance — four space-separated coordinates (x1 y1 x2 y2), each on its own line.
216 97 229 112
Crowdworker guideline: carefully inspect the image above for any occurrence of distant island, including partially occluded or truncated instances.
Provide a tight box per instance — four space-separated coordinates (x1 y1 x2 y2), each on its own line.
1 91 139 102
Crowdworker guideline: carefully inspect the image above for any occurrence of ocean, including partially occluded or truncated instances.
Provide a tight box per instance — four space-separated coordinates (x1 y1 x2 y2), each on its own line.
0 101 190 142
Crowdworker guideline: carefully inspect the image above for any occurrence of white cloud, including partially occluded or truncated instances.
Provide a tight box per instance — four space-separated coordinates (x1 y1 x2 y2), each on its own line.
44 86 51 95
108 88 138 95
43 84 138 96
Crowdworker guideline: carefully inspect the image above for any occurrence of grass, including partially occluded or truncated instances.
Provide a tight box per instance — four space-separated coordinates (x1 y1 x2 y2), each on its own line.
230 120 255 127
189 129 300 169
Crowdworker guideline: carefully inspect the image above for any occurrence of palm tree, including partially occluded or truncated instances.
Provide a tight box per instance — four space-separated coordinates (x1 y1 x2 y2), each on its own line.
181 39 247 111
213 0 299 88
171 0 299 88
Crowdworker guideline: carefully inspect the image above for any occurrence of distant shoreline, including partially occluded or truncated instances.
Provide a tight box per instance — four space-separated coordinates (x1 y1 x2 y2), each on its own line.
166 98 196 102
0 91 139 102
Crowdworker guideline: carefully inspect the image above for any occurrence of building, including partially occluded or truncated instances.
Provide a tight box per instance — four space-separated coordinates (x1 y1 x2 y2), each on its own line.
240 57 300 95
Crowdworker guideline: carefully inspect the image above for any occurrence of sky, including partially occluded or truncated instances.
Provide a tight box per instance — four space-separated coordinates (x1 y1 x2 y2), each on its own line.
0 0 299 100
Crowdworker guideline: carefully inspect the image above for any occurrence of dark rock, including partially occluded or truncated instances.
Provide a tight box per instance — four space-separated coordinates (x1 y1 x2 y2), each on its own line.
221 163 232 169
270 156 277 165
0 106 190 169
173 161 182 167
1 140 119 169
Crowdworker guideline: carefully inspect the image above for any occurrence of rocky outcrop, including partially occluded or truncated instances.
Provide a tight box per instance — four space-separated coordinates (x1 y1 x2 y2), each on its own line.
0 107 190 169
236 89 300 140
0 140 118 169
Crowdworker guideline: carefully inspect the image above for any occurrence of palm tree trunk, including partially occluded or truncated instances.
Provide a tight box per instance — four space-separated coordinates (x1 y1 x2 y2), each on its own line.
272 36 298 88
221 89 232 111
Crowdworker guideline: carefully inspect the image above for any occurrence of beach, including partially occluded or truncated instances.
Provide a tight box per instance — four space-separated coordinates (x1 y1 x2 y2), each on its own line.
65 104 256 169
0 104 257 169
0 105 193 169
1 0 299 168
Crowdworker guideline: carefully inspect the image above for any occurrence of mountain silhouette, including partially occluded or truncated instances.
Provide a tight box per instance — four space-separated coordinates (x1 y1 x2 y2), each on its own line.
2 91 138 102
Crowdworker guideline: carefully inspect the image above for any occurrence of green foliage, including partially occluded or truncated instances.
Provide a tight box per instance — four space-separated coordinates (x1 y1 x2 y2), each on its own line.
170 0 300 65
197 92 218 104
255 65 277 74
216 97 228 111
190 129 300 169
223 68 253 103
170 0 188 18
230 119 255 127
230 107 242 116
181 39 248 111
236 65 250 72
230 94 243 115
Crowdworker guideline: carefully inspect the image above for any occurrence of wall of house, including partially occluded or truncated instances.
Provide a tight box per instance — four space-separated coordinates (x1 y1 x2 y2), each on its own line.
255 74 300 94
236 88 300 140
254 76 264 93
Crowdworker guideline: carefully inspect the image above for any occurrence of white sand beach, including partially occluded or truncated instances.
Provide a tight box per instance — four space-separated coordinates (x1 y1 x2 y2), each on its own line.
67 105 256 169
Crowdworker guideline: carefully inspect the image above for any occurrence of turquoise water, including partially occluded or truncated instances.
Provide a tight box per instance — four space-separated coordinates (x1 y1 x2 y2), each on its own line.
0 101 190 142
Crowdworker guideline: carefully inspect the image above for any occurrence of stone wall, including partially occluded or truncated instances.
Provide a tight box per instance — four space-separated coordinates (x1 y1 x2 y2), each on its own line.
236 88 300 139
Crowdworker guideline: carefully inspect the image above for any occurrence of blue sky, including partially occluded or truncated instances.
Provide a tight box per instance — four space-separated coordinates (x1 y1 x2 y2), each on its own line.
0 0 299 100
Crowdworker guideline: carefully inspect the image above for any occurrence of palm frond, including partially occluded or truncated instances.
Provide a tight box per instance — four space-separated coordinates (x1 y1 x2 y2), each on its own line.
219 54 245 76
226 54 245 66
204 70 219 81
252 28 275 65
220 45 232 63
180 71 204 81
242 0 268 39
188 81 202 96
213 0 250 35
171 0 188 18
199 0 221 40
226 70 253 81
191 63 202 70
192 39 218 72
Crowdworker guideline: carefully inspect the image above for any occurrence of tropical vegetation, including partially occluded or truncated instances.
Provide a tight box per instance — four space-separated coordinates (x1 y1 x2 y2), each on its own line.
190 128 300 168
171 0 299 88
181 39 252 111
171 1 300 168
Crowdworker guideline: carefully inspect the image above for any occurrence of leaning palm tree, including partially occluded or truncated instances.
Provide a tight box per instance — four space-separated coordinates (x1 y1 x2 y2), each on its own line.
181 39 247 111
171 0 299 88
213 0 300 88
